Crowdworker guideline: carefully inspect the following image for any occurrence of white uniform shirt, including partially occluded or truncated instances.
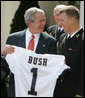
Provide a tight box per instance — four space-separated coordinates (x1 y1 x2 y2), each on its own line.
5 46 70 97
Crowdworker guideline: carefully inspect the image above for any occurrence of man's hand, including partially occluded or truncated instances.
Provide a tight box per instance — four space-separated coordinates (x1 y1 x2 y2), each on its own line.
1 44 15 56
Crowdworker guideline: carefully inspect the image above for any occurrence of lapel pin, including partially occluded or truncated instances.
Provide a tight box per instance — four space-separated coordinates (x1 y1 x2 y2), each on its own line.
43 45 46 47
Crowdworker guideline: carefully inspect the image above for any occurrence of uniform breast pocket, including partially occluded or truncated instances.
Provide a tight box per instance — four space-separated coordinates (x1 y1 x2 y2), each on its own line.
68 48 79 54
67 48 80 62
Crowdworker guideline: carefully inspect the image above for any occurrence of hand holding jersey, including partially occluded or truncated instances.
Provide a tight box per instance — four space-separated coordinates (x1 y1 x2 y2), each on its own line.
1 44 15 56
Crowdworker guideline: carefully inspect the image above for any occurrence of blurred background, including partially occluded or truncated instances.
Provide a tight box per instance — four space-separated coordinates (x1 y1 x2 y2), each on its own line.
1 1 84 50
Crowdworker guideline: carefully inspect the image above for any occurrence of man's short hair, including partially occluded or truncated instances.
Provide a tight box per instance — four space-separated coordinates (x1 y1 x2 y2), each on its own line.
24 7 45 26
60 5 80 21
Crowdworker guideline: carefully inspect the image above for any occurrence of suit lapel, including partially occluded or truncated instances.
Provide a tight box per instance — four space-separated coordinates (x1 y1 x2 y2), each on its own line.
59 34 67 50
55 25 58 38
17 29 26 48
35 33 49 54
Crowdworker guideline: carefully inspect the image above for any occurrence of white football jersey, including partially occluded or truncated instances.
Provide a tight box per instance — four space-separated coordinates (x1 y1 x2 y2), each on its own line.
5 46 70 97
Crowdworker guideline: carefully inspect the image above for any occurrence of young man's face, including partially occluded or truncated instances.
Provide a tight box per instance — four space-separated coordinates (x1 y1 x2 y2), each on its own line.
59 12 71 33
30 13 46 34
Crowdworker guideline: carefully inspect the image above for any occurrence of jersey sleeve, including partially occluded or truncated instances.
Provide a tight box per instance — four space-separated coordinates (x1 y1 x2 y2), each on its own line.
55 63 70 78
45 54 70 78
5 48 19 73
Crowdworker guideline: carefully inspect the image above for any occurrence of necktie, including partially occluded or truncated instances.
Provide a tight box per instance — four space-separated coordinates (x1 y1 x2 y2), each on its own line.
55 29 61 40
28 35 35 51
58 29 61 33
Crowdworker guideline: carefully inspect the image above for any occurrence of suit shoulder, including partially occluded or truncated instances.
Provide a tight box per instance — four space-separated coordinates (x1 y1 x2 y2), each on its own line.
82 32 84 41
8 29 26 38
42 32 56 42
47 25 58 29
59 33 67 40
46 25 58 32
6 29 26 44
80 32 84 47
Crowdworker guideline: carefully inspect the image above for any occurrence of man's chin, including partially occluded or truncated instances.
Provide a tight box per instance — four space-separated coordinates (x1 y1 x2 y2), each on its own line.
35 30 44 34
64 29 66 33
39 30 44 33
64 30 68 33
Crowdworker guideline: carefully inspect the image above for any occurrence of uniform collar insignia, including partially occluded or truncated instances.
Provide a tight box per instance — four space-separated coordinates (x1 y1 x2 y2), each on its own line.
76 34 80 38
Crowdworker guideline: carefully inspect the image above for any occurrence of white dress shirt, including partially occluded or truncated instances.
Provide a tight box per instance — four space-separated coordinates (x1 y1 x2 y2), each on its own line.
26 28 40 52
58 27 63 32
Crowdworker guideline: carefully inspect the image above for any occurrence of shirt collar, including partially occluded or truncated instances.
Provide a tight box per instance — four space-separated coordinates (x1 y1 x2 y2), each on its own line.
26 28 40 39
67 26 82 38
58 26 63 31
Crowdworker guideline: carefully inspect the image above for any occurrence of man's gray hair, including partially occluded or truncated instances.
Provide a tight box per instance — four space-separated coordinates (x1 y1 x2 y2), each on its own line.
54 4 66 14
24 7 45 26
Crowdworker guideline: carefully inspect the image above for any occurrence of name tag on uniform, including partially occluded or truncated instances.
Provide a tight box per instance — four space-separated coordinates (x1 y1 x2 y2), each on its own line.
68 48 72 51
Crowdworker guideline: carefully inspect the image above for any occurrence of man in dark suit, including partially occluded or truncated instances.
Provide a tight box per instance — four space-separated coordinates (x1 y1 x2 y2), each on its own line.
1 57 9 97
54 5 84 97
46 5 66 41
1 7 57 97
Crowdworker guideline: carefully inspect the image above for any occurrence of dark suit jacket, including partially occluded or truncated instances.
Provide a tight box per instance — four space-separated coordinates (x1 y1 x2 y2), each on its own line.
54 28 84 97
46 25 64 41
1 57 8 97
5 29 57 97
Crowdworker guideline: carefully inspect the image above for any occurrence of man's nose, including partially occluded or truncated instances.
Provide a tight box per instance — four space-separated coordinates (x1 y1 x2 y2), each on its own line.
41 21 46 26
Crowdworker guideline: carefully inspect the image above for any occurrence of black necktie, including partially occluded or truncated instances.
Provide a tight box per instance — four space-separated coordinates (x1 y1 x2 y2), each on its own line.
58 29 61 33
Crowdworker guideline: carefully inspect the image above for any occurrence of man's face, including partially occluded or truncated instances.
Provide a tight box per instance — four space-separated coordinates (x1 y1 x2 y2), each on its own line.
30 13 46 34
53 10 60 24
59 12 71 33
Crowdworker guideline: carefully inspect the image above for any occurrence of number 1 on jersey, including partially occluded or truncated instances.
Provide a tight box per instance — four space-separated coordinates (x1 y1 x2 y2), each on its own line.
28 68 38 96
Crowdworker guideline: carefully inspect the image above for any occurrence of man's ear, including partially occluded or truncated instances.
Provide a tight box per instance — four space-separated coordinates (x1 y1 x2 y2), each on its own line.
70 17 74 24
27 20 32 27
53 14 56 21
